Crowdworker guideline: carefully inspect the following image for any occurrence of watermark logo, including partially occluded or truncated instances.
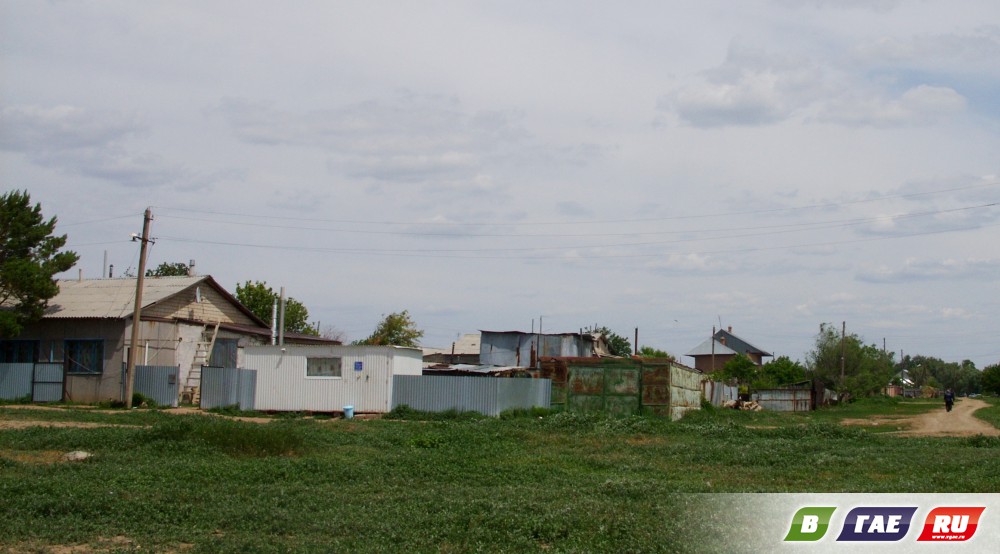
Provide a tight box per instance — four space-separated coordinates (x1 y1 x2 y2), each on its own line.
836 507 917 541
784 507 837 542
916 507 986 542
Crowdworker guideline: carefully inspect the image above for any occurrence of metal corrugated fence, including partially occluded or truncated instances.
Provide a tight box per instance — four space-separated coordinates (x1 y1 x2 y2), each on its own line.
200 366 257 410
753 388 812 412
0 363 33 400
32 363 64 402
391 375 551 416
134 365 180 408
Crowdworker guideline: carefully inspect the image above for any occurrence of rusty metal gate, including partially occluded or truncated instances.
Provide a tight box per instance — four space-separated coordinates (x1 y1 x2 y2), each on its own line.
752 388 812 412
551 359 673 417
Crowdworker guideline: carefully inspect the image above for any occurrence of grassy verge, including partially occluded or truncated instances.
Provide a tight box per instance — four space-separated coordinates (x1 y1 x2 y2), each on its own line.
0 401 997 552
972 395 1000 429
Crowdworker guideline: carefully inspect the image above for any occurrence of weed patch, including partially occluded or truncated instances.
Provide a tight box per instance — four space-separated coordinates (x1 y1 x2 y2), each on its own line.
965 434 1000 448
384 404 488 422
143 418 303 457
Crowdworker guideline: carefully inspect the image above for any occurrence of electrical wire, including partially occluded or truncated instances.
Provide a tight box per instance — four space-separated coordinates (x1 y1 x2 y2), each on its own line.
152 180 999 228
153 202 999 239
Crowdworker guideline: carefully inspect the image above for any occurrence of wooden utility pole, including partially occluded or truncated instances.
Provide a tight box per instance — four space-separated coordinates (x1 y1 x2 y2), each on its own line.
711 326 716 372
839 321 846 386
125 208 153 409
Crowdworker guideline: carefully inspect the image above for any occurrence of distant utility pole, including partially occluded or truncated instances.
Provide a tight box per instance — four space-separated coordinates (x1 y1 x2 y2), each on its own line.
839 321 846 386
125 208 153 409
711 326 716 372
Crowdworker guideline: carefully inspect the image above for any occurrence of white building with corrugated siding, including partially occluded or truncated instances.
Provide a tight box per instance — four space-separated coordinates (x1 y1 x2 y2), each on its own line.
242 345 422 413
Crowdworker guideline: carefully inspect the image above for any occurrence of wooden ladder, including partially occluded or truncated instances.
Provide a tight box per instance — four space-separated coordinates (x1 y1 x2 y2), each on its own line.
182 322 219 405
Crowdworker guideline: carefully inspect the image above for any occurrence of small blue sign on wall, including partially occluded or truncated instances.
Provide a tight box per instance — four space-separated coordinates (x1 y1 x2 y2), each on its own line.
354 361 363 372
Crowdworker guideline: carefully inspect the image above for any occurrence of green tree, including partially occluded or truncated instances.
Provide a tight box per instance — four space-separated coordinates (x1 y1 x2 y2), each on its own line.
354 310 423 347
982 363 1000 396
146 261 190 277
717 353 758 385
897 355 981 394
583 325 632 357
234 280 318 335
637 345 674 360
0 191 79 338
755 356 806 388
806 323 894 398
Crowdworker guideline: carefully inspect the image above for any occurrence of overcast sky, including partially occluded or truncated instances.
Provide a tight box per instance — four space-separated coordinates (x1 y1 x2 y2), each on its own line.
2 1 998 368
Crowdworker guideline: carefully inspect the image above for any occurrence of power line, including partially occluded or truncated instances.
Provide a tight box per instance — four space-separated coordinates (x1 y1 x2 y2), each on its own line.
154 220 1000 260
153 180 998 228
153 202 999 239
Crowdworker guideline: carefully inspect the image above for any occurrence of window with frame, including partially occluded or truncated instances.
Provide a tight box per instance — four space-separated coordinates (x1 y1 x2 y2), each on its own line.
65 340 104 374
0 340 39 363
306 357 342 378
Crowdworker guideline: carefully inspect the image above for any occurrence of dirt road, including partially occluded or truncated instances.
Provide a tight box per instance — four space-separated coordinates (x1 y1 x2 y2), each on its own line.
895 397 999 437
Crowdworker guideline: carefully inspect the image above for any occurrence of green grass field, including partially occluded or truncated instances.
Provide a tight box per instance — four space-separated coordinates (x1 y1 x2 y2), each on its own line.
1 398 997 553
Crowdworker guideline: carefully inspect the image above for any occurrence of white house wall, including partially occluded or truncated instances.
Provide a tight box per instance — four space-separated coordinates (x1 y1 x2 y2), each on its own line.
175 323 204 387
243 345 422 412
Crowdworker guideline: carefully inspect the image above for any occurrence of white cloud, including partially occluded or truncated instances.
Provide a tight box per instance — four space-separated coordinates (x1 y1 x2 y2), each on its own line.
854 27 1000 72
776 0 902 12
0 104 143 152
662 45 828 127
858 258 1000 283
0 103 186 188
211 92 605 187
818 85 966 127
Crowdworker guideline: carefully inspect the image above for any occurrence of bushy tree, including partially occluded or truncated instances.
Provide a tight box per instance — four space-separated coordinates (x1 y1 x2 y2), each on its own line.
637 345 674 360
0 191 79 338
234 280 318 335
717 353 758 385
354 310 423 347
146 261 190 277
583 325 632 357
754 356 806 389
806 323 894 398
898 355 982 394
982 363 1000 396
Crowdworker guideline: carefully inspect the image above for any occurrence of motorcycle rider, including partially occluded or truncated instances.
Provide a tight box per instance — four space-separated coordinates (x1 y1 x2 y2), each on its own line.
944 389 955 412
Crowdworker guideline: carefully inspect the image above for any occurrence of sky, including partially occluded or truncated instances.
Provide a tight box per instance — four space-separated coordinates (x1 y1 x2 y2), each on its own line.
2 1 998 368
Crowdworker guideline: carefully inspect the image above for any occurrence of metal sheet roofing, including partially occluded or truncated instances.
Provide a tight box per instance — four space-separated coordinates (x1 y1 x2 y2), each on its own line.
685 338 739 357
422 332 481 356
43 276 209 319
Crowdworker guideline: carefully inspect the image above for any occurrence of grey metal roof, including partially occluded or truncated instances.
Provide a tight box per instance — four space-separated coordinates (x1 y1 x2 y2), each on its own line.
714 329 772 357
422 332 481 356
43 276 211 319
685 338 738 357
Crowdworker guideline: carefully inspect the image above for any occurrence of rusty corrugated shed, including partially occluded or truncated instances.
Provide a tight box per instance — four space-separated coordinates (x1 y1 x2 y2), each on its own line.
534 357 702 419
479 331 606 367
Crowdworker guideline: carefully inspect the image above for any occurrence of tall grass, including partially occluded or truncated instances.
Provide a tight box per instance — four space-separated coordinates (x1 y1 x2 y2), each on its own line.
0 402 997 552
